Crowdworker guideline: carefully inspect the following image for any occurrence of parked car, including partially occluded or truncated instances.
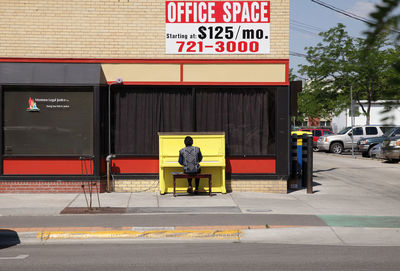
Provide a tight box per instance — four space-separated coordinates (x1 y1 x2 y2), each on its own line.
357 126 400 157
291 126 301 131
382 135 400 162
291 130 312 136
317 125 395 154
299 128 334 151
369 143 383 159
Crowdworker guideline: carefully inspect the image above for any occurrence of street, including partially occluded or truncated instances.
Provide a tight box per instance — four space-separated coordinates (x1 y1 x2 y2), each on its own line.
1 243 400 271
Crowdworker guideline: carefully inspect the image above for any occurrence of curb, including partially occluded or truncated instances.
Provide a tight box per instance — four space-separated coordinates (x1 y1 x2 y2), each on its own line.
0 225 307 244
3 226 400 246
37 229 241 241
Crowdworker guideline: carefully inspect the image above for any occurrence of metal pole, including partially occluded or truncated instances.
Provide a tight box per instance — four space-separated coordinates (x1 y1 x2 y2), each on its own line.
108 83 114 157
107 83 114 193
107 159 111 193
107 78 122 192
351 85 354 158
306 135 313 194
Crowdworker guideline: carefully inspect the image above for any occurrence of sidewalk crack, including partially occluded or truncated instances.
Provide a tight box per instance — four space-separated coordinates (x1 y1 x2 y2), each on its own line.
328 226 347 245
126 193 133 208
65 194 80 209
229 194 241 213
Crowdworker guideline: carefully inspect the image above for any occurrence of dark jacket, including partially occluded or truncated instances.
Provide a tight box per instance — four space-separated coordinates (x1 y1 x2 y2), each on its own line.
178 146 203 169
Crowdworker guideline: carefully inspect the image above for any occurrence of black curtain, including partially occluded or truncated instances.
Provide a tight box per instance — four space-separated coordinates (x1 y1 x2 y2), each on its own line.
113 86 276 156
113 86 193 155
196 88 276 156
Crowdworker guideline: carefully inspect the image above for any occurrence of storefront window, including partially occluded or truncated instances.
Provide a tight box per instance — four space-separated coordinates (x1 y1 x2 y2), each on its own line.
113 87 276 156
113 86 193 155
3 86 93 156
196 88 276 156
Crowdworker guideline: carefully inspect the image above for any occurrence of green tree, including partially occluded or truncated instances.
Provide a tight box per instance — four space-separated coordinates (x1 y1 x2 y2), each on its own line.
289 68 297 81
365 0 400 45
299 24 400 124
365 0 400 109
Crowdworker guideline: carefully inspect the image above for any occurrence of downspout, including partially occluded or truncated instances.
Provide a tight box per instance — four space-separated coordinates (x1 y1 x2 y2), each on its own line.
107 78 123 192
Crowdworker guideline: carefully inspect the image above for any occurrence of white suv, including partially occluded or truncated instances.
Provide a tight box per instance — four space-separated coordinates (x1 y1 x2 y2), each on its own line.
317 125 394 154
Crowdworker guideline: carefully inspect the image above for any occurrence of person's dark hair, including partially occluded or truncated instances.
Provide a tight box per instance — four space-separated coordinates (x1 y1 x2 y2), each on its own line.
184 136 193 146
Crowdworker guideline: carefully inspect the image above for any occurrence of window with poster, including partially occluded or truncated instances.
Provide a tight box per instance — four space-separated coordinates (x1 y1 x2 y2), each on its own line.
3 86 93 156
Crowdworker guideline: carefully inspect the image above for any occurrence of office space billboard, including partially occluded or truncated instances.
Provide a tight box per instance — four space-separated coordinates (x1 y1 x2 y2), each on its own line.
165 1 271 54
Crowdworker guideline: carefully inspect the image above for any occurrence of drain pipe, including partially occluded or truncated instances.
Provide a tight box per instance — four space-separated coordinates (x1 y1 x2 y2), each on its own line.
106 154 116 193
107 78 123 192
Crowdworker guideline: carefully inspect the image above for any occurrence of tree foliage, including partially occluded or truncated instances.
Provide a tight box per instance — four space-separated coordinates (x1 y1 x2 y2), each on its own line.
365 0 400 105
299 24 400 124
365 0 400 44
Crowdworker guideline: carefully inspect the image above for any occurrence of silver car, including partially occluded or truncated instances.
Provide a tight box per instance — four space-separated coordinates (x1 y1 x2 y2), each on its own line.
382 136 400 162
369 143 383 159
317 125 393 154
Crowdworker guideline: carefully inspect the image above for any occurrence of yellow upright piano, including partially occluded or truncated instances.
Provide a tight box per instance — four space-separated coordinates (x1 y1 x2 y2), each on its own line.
158 132 226 195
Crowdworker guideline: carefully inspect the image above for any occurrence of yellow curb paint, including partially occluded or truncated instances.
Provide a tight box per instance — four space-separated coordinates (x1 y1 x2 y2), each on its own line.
37 230 241 241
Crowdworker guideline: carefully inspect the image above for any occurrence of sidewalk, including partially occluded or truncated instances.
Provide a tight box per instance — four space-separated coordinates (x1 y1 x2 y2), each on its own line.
2 186 400 217
1 152 400 246
1 190 400 246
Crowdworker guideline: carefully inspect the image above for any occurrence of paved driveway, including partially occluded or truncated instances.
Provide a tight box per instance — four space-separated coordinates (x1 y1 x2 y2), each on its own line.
298 152 400 216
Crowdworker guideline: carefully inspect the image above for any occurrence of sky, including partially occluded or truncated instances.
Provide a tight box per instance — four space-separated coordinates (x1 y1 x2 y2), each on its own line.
290 0 383 78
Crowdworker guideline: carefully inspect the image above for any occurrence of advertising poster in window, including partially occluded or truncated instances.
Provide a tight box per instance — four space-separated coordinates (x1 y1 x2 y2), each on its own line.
166 1 270 54
3 87 93 156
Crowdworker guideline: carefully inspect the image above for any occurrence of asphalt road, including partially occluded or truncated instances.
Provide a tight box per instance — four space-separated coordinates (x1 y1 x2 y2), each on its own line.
1 243 399 271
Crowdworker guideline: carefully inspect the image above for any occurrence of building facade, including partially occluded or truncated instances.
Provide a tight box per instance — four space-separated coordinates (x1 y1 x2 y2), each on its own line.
332 101 400 133
0 0 290 193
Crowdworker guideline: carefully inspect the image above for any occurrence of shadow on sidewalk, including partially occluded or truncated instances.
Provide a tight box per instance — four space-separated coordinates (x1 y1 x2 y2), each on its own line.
0 230 20 249
313 168 337 173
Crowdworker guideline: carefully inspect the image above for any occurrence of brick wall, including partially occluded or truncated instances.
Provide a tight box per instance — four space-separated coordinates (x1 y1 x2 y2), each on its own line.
226 180 287 193
114 180 160 193
0 0 289 59
113 179 287 194
0 181 106 193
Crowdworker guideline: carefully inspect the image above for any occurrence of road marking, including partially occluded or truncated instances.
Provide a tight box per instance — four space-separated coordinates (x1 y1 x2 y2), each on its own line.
0 255 29 260
318 215 400 228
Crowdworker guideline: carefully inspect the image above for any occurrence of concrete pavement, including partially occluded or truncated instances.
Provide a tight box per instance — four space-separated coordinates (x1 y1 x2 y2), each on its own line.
1 153 400 246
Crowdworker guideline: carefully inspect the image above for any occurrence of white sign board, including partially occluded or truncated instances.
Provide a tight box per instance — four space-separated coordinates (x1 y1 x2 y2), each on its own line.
166 1 271 54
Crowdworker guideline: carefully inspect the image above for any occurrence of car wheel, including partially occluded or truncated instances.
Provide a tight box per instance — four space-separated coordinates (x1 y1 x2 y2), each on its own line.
367 146 376 158
362 151 369 158
330 142 343 154
313 147 319 152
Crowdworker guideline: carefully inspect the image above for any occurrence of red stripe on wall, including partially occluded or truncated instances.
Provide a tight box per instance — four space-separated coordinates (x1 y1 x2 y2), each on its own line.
0 58 289 64
111 158 159 174
110 157 275 174
107 81 289 86
3 158 93 175
2 157 275 175
226 157 276 174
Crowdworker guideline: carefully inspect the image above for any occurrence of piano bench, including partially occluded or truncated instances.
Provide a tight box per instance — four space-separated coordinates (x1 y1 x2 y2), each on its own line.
172 173 212 197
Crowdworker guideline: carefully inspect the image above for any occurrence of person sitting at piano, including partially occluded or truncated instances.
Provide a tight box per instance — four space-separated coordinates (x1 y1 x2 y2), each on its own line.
178 136 203 194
